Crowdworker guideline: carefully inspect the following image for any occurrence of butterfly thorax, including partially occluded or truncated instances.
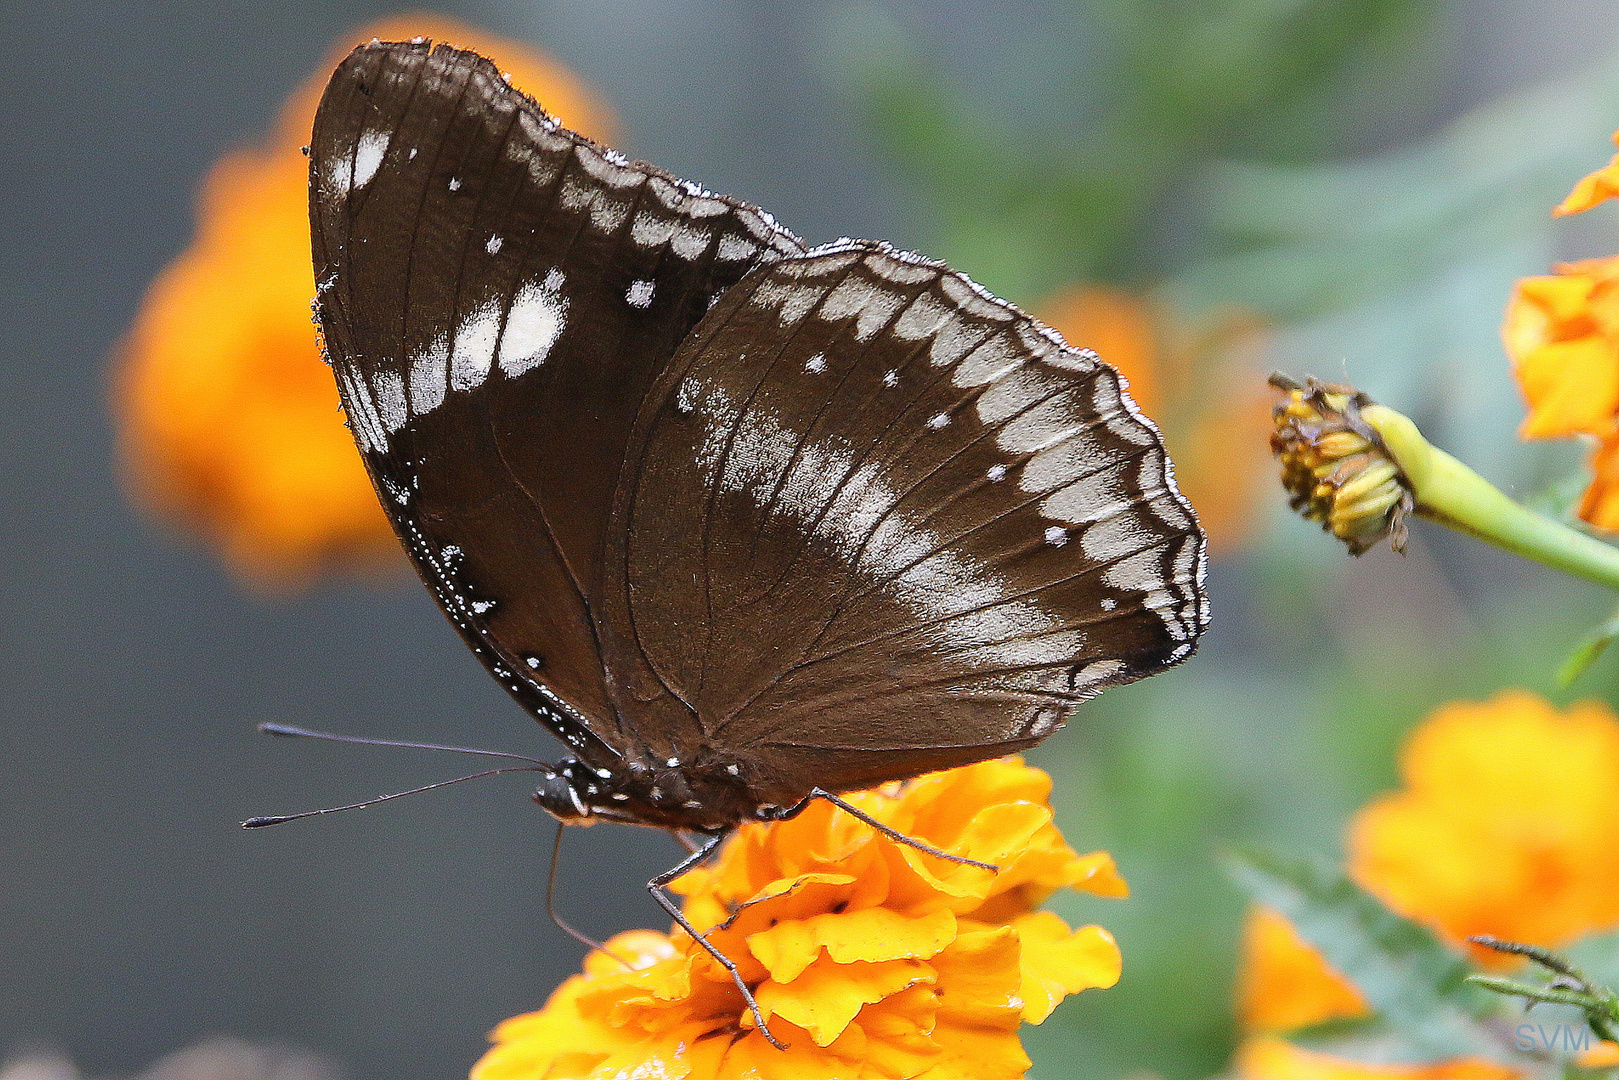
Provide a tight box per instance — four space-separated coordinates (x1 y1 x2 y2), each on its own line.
532 753 785 833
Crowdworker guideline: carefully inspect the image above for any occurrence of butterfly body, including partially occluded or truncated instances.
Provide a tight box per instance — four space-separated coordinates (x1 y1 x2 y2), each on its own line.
309 40 1208 837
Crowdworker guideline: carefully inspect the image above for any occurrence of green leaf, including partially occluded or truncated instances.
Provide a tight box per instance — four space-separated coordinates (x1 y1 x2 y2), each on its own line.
1222 847 1512 1063
1557 604 1619 687
1562 927 1619 992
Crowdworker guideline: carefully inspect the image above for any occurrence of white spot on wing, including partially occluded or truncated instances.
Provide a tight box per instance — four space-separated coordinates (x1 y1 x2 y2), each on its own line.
485 234 503 255
632 214 676 249
339 368 384 452
499 274 569 377
321 154 353 197
408 332 449 414
716 234 757 261
894 293 950 341
451 300 501 391
805 353 827 374
372 369 407 433
670 221 712 260
352 129 389 189
1083 516 1152 564
626 279 655 308
751 279 820 325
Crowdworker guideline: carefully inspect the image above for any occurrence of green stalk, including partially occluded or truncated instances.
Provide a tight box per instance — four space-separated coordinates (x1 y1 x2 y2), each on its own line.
1363 405 1619 593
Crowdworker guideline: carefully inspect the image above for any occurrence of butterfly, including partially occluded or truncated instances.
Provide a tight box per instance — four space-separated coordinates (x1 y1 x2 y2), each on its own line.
305 36 1208 1041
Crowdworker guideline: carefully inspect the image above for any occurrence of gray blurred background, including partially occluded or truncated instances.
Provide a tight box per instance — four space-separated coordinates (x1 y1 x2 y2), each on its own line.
7 2 1619 1079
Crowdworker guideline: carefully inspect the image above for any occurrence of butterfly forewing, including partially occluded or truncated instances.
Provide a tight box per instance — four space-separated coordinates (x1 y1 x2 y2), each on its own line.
309 41 804 761
604 241 1207 801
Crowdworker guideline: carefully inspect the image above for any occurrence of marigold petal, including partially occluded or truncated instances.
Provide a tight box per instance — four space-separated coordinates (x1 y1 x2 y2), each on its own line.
1556 133 1619 216
1579 433 1619 532
1514 338 1619 439
1349 691 1619 956
748 906 958 984
1235 906 1369 1033
695 874 861 980
1007 911 1121 1023
1233 1035 1519 1080
474 975 622 1080
965 847 1127 926
1506 263 1619 441
846 1021 942 1080
1578 1040 1619 1069
854 981 943 1044
756 957 934 1047
892 801 1048 904
580 1022 714 1080
707 1016 864 1080
587 930 680 976
929 928 1025 1029
921 1018 1034 1080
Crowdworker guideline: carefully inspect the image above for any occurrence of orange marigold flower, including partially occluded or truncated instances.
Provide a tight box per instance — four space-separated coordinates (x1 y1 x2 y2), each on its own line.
1234 1035 1518 1080
112 15 615 589
1037 285 1273 555
1556 131 1619 216
1504 257 1619 441
1236 907 1369 1034
1505 130 1619 534
473 758 1126 1080
1579 430 1619 531
1234 691 1619 1076
1349 690 1619 958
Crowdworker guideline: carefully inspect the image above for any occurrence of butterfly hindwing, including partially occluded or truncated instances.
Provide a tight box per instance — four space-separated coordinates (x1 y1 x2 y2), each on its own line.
603 241 1208 798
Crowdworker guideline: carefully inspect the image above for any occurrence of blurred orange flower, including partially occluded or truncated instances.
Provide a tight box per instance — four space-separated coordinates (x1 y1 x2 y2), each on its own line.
1504 131 1619 531
1236 907 1369 1035
1556 133 1619 217
1234 1035 1518 1080
112 14 615 589
1038 285 1273 554
1235 690 1619 1077
473 758 1126 1080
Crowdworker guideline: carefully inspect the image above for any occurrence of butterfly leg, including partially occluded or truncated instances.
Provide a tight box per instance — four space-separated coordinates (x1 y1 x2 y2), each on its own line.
782 788 999 872
646 831 787 1050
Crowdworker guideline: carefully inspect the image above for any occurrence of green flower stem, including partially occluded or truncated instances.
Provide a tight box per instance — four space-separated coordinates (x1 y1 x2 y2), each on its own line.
1362 405 1619 593
1467 974 1603 1012
1467 974 1619 1045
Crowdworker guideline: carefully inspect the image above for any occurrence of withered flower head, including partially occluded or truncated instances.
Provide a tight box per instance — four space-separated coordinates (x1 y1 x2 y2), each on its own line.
1269 374 1415 555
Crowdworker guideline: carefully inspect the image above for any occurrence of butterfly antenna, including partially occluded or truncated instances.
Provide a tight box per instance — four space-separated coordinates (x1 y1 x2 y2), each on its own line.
257 721 549 764
544 821 632 968
242 764 546 827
